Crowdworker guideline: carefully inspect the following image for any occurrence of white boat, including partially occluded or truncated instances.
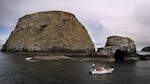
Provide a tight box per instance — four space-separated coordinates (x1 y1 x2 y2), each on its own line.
89 63 114 74
89 67 114 74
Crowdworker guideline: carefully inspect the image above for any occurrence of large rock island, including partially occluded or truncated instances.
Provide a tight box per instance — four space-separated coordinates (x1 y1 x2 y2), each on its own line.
1 11 95 55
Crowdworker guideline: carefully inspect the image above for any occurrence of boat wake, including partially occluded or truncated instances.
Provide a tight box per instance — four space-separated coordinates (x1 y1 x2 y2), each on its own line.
25 57 38 62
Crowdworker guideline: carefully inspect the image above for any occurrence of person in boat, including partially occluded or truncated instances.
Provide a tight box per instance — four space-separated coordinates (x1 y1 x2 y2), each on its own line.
96 66 110 71
96 66 103 71
105 67 111 70
92 62 96 69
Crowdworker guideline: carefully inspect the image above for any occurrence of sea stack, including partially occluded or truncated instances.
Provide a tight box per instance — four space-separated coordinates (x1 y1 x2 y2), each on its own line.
1 11 95 55
96 36 136 57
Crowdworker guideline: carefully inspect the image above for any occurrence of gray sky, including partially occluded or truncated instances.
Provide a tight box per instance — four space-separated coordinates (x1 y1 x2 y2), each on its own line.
0 0 150 50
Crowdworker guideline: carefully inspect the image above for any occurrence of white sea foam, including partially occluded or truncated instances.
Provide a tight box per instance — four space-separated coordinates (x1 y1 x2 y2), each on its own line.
25 57 38 62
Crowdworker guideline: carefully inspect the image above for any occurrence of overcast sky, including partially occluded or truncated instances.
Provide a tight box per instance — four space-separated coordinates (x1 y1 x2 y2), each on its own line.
0 0 150 51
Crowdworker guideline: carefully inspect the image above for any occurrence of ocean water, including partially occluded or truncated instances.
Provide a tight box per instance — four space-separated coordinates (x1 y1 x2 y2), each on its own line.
0 52 150 84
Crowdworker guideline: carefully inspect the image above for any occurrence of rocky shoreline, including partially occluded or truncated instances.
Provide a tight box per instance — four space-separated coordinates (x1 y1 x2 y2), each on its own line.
139 55 150 60
21 52 139 62
80 56 140 62
33 55 71 60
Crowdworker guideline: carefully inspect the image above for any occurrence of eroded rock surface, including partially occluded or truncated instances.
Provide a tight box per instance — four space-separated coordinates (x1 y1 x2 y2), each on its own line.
1 11 95 55
97 36 136 57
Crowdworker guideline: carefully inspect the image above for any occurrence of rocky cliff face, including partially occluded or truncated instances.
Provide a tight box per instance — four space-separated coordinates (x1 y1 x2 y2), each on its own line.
1 11 95 54
97 36 136 57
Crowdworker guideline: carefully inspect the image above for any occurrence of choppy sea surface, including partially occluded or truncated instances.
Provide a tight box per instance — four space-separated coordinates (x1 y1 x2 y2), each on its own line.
0 52 150 84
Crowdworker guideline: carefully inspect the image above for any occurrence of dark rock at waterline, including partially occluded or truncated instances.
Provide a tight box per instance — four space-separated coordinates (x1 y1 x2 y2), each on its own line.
114 49 125 62
139 55 150 60
142 46 150 52
1 11 95 55
96 36 136 58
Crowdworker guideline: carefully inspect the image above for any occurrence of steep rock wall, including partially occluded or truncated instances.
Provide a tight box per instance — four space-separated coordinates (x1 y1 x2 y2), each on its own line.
1 11 95 54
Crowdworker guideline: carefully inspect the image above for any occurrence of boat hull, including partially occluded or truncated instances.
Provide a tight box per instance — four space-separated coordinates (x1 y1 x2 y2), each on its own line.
90 68 114 74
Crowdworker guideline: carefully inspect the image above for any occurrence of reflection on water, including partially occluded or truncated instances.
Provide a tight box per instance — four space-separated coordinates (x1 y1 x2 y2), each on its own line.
0 52 150 84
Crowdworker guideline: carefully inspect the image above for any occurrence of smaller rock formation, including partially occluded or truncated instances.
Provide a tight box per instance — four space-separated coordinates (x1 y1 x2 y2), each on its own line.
96 36 136 57
142 46 150 52
96 46 119 57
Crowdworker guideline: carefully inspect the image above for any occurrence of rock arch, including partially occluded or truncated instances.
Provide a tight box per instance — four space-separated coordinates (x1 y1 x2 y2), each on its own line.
114 49 126 62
